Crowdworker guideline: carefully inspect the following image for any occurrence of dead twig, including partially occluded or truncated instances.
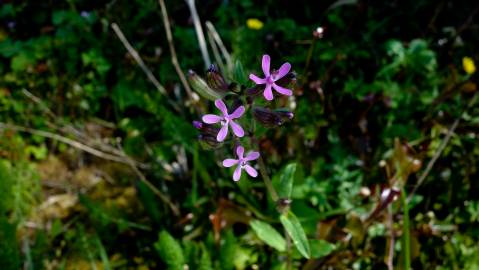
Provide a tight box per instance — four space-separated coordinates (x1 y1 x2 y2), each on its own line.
408 93 478 202
111 23 167 95
205 21 232 71
158 0 195 101
0 122 145 168
185 0 211 69
111 23 181 112
118 143 181 216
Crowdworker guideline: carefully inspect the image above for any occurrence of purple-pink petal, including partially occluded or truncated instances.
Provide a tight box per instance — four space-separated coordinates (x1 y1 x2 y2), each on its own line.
244 165 258 177
233 166 242 181
275 62 291 80
272 83 293 96
229 106 245 119
249 74 266 84
262 55 271 76
263 84 273 101
214 99 228 116
202 114 223 124
217 125 228 142
245 151 260 161
223 159 238 167
236 146 244 159
230 121 245 137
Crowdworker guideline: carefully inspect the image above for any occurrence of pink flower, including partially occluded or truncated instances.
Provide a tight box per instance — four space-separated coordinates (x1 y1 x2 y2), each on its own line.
249 54 293 101
202 99 245 142
222 146 260 181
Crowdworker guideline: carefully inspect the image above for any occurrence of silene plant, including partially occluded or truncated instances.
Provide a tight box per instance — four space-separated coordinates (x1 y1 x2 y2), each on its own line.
189 55 313 259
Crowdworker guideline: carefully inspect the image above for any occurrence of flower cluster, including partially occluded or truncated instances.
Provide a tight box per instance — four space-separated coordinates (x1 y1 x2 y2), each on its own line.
190 55 295 181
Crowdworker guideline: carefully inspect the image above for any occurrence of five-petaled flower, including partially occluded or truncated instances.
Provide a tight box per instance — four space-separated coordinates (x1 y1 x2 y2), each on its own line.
222 146 260 181
249 54 293 101
202 99 245 142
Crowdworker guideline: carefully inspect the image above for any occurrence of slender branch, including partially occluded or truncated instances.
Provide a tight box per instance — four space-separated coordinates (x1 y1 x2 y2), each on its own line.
205 21 232 70
158 0 195 100
408 93 478 201
206 26 226 74
185 0 211 68
111 23 167 96
111 23 181 113
120 144 181 216
22 89 55 118
0 122 144 167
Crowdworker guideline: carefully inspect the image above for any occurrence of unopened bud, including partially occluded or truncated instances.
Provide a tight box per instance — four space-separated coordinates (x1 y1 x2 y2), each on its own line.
188 70 225 101
192 120 203 129
275 72 296 88
198 134 222 149
274 108 294 121
193 121 220 138
206 64 229 93
252 107 283 127
246 85 263 97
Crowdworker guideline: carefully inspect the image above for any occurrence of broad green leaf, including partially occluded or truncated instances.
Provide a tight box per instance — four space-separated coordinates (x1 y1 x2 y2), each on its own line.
250 219 286 252
276 163 297 199
309 239 336 259
280 212 310 259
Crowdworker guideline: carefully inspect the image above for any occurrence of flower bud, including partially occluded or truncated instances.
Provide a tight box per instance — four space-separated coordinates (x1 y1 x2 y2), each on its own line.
246 85 263 97
193 120 220 138
188 70 225 101
198 134 222 149
206 64 229 93
252 107 283 127
275 72 296 88
274 108 294 121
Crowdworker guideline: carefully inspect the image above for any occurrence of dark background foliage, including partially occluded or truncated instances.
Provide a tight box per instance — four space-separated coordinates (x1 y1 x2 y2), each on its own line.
1 0 478 269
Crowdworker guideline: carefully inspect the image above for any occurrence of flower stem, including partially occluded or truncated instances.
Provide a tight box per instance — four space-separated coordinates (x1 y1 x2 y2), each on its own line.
257 153 279 202
401 187 411 270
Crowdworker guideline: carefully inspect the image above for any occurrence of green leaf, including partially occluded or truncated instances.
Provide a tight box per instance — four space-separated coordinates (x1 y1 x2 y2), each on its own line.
275 163 297 199
250 219 286 252
198 244 213 270
219 230 237 270
233 60 247 85
280 212 310 259
154 230 185 270
309 239 336 259
11 52 35 72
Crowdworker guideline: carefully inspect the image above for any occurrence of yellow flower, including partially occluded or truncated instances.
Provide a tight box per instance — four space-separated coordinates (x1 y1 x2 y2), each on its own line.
247 18 264 30
463 57 476 75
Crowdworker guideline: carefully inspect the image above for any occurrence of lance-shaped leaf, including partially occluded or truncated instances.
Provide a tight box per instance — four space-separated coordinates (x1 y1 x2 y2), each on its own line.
250 219 286 252
280 211 310 259
273 163 297 199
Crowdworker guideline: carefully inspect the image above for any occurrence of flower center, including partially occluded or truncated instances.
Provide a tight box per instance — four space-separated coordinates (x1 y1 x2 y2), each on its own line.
240 161 247 168
266 76 275 84
220 118 229 126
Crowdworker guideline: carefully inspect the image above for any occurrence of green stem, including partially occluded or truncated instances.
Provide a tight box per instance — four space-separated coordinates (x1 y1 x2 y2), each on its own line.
248 101 279 203
301 37 317 85
257 154 279 202
401 187 411 270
